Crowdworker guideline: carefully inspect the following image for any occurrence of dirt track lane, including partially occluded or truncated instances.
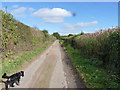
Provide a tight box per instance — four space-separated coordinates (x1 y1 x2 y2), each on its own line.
1 40 86 88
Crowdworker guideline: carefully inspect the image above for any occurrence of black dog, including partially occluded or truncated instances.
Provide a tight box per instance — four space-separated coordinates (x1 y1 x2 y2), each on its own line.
2 71 24 89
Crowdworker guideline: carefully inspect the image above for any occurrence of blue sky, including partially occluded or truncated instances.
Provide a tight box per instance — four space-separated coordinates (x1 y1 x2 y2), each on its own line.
2 2 118 35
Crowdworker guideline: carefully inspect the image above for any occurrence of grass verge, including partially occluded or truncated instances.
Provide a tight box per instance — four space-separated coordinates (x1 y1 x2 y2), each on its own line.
64 44 119 88
1 40 55 77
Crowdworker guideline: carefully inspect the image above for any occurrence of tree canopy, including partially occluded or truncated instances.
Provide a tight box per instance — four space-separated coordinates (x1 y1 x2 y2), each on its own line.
53 32 60 39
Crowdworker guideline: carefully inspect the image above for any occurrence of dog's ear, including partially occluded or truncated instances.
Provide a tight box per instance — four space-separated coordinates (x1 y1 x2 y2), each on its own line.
2 73 7 78
20 71 24 77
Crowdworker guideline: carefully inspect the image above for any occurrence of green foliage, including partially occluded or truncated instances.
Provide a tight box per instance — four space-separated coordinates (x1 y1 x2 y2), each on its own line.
42 30 49 41
32 37 41 45
79 31 84 35
53 32 61 39
68 34 73 37
61 28 120 88
103 30 120 74
64 44 120 88
42 30 48 34
64 28 120 75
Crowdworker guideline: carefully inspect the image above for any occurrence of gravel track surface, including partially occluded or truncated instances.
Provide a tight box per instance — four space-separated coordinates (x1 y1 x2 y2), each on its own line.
0 40 86 89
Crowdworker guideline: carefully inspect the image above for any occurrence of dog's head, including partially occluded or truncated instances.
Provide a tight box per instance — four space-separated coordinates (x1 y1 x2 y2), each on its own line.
2 73 7 78
20 71 24 77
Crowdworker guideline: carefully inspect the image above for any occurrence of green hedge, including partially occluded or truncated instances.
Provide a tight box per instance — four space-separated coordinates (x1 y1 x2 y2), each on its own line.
63 28 120 75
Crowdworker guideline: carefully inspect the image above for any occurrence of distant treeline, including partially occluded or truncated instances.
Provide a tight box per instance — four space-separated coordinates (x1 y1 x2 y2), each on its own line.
62 28 120 75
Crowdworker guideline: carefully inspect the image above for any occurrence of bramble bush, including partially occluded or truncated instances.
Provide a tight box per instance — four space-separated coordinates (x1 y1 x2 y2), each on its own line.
63 28 120 75
62 28 120 88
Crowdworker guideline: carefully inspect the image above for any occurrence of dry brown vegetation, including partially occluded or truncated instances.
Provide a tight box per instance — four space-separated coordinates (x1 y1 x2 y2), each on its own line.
0 10 56 77
0 10 55 60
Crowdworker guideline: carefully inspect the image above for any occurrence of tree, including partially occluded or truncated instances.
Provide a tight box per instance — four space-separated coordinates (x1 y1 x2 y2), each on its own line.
68 34 73 37
42 30 48 34
53 32 60 39
42 30 49 38
80 31 84 35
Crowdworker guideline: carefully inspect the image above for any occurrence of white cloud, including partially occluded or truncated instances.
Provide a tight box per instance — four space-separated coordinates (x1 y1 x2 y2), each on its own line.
61 21 98 35
28 8 35 12
12 5 19 8
64 21 98 29
33 8 72 23
75 21 98 27
11 7 27 17
11 7 35 17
